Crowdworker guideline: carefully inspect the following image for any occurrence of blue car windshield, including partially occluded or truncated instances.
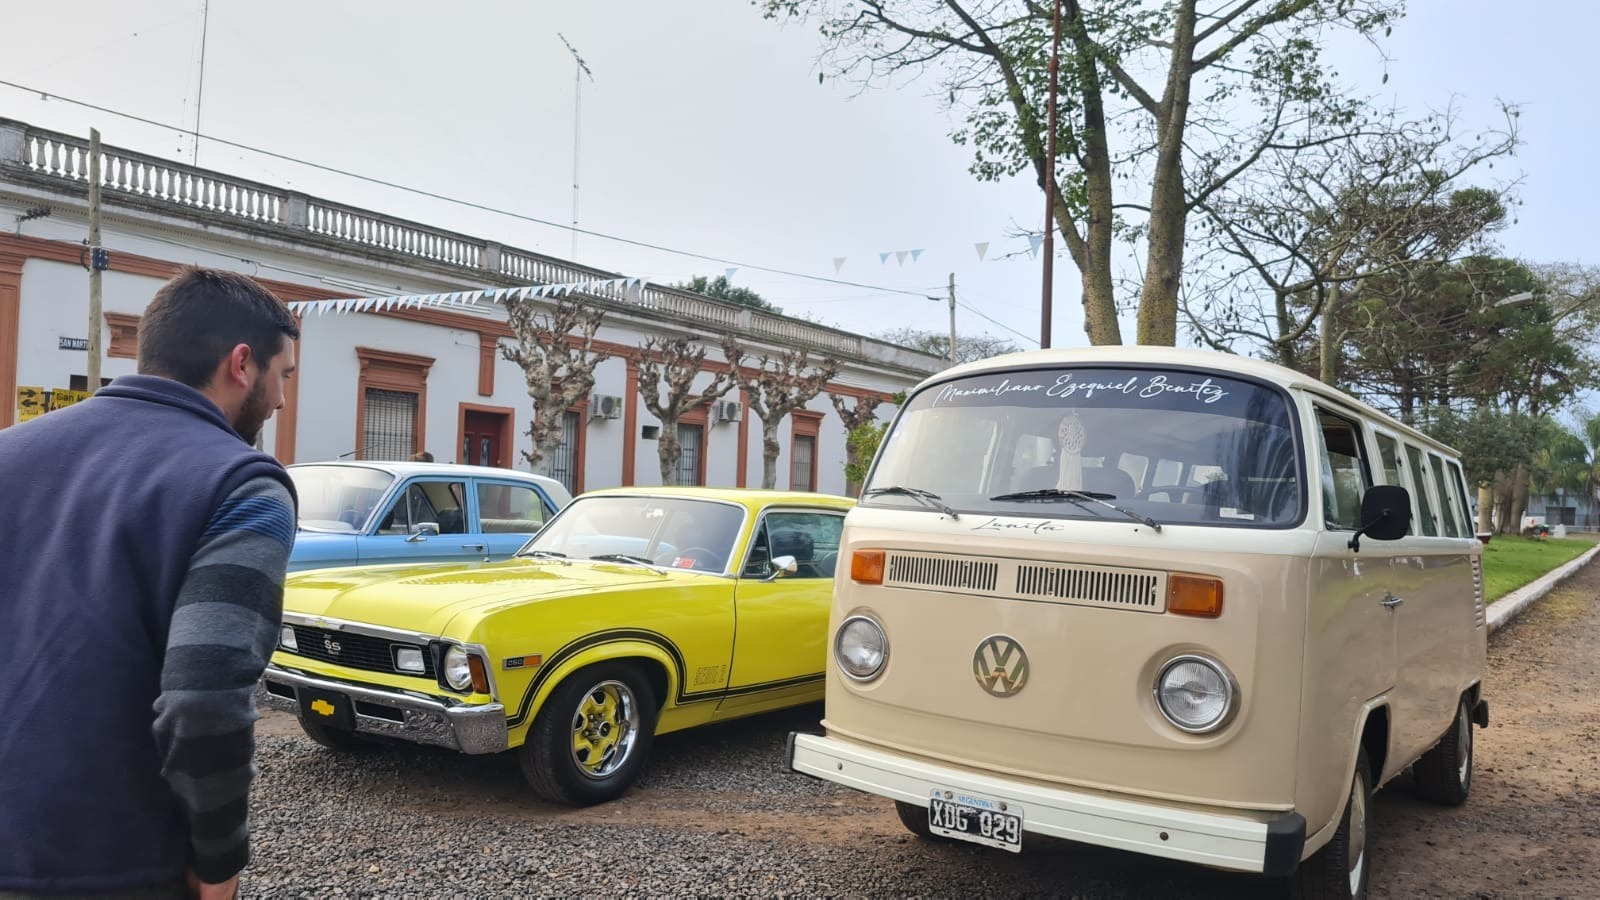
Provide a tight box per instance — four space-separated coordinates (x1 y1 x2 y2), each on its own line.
288 465 396 533
864 366 1305 528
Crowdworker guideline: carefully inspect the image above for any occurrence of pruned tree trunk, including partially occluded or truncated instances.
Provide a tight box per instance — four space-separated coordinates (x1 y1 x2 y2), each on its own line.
500 295 609 471
736 343 841 490
637 336 743 485
830 393 885 496
760 420 782 490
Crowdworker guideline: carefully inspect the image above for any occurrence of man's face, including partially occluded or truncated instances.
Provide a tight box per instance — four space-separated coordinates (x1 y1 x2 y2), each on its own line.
234 338 296 446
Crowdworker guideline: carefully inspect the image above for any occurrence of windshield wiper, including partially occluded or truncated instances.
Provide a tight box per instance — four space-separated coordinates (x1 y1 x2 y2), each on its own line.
988 488 1162 533
517 549 570 565
862 485 960 520
588 553 661 569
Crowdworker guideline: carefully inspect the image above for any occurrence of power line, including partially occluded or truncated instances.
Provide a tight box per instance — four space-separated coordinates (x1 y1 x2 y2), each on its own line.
0 76 938 300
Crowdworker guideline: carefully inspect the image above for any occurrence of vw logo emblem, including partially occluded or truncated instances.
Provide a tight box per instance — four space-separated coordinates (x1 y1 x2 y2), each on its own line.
973 635 1029 697
324 636 342 655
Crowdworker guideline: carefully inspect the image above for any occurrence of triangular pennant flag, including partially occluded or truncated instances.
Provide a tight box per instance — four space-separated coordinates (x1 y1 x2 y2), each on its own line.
975 241 990 261
910 249 924 262
879 252 891 265
482 289 497 302
832 257 846 272
1029 234 1044 257
895 250 910 266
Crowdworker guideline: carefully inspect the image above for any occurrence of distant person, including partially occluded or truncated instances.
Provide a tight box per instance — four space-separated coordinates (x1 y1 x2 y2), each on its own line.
411 450 435 462
0 267 299 899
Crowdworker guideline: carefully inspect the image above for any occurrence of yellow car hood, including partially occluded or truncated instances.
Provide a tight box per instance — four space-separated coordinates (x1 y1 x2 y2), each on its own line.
283 558 669 636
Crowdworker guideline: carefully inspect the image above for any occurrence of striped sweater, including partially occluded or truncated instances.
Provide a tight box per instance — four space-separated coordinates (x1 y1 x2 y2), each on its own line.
154 475 295 883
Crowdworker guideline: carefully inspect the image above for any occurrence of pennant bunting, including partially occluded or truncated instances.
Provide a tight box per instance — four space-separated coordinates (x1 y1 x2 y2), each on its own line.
832 257 846 273
1029 234 1044 257
895 250 909 266
724 267 738 279
879 252 891 265
975 242 989 261
910 249 924 262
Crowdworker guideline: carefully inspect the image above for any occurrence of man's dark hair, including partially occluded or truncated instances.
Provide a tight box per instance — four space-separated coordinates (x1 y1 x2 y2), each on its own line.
137 267 300 387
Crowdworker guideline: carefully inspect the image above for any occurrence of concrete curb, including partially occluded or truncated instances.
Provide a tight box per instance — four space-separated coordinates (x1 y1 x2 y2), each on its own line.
1485 543 1600 633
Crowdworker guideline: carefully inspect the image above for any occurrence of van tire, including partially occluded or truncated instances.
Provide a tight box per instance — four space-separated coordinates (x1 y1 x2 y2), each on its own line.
893 800 939 840
1290 747 1371 900
1411 697 1472 806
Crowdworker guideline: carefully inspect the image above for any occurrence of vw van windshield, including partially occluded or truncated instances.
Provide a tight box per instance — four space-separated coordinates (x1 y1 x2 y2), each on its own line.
864 367 1304 528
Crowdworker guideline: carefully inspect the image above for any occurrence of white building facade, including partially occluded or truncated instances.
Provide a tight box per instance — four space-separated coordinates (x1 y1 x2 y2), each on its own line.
0 118 942 495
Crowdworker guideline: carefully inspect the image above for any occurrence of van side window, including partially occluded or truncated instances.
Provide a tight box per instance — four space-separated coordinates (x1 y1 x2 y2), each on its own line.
1373 433 1413 535
1316 409 1372 530
1403 445 1440 537
1448 461 1476 536
1426 452 1462 537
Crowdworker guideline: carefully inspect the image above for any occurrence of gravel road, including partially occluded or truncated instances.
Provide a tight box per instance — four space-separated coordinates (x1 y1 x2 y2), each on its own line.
246 564 1600 898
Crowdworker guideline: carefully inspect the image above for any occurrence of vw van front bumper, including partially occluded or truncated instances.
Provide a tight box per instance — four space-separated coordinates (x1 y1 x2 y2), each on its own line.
788 732 1305 876
258 665 507 755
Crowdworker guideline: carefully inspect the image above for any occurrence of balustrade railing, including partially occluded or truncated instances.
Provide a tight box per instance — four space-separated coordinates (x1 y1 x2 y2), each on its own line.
4 120 919 368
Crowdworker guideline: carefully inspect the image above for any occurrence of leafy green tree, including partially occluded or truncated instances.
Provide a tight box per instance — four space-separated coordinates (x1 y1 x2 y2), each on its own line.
763 0 1403 346
676 275 782 313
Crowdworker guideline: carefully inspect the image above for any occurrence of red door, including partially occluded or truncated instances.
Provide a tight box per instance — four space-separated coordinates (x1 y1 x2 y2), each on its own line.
463 410 507 467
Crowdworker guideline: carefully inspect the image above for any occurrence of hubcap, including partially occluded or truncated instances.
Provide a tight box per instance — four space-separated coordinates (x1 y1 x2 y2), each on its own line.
1457 704 1473 786
1346 770 1368 896
569 679 639 779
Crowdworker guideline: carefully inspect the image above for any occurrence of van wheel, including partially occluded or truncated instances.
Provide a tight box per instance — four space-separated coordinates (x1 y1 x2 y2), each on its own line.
1412 697 1472 806
298 717 375 751
1291 748 1371 900
519 662 657 806
894 800 939 840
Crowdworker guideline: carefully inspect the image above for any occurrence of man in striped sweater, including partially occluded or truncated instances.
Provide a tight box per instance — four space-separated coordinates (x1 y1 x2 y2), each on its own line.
0 268 299 899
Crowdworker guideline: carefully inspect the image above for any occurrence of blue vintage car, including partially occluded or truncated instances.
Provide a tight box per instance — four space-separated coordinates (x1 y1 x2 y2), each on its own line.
286 461 572 572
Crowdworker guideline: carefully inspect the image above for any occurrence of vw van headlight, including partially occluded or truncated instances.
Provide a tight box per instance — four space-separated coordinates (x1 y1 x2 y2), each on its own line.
1154 655 1238 733
835 615 888 681
442 645 473 691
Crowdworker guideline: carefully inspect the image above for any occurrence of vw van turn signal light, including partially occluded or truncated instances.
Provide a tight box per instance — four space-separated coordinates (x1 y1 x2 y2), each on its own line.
851 550 886 584
1168 574 1223 618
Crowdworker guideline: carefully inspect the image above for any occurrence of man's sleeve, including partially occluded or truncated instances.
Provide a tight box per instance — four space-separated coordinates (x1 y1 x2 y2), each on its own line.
152 474 295 884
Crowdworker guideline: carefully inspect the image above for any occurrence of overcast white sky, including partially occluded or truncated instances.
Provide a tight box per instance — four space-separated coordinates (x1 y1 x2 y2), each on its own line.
2 1 1591 350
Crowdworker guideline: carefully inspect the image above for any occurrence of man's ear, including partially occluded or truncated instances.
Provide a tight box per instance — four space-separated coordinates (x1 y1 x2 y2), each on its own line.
223 343 254 388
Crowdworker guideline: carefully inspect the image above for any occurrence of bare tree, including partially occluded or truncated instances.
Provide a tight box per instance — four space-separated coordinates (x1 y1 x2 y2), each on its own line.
500 295 609 471
637 337 745 485
762 0 1403 346
735 341 842 489
1186 103 1520 379
830 392 886 495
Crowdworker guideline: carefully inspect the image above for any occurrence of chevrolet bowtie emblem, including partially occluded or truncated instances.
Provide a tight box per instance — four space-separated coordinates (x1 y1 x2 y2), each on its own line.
310 699 336 717
973 635 1030 697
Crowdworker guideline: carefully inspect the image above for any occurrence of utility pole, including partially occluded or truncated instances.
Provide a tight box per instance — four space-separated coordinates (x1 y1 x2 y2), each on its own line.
87 128 104 393
1039 0 1064 350
559 33 594 261
946 272 957 364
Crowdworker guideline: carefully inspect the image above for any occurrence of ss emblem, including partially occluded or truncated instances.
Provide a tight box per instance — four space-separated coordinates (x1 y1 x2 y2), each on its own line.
324 636 342 655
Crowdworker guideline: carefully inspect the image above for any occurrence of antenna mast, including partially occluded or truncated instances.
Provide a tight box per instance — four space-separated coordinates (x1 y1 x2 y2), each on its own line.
558 33 594 261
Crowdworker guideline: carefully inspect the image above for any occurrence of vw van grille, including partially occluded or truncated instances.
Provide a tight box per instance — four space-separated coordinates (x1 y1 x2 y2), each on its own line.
1471 557 1486 627
885 554 1000 592
1016 563 1165 611
285 626 435 678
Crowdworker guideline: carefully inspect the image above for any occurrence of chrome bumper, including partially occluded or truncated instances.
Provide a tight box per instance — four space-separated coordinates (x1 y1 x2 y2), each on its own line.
788 732 1305 876
257 665 508 755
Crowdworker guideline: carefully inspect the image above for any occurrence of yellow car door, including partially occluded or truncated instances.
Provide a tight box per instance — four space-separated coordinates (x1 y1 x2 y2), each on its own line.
719 507 847 717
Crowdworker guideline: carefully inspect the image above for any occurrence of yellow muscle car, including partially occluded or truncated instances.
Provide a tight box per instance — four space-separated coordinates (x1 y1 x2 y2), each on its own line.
258 486 853 805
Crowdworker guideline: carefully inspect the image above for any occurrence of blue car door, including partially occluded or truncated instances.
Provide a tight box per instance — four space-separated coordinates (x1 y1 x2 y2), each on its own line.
355 477 482 566
473 477 557 560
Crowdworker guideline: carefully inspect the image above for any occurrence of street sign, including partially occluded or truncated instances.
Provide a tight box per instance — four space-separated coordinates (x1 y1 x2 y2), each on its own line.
58 336 89 351
48 388 89 411
16 386 45 422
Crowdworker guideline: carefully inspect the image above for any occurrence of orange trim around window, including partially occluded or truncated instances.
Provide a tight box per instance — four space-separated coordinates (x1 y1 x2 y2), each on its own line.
104 312 140 359
791 409 823 492
354 347 434 460
565 397 588 494
622 358 639 487
456 402 516 468
0 250 22 428
678 403 710 486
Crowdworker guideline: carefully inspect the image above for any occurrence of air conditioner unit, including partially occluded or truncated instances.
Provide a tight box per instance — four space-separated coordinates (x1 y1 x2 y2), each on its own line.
714 399 742 424
590 393 623 420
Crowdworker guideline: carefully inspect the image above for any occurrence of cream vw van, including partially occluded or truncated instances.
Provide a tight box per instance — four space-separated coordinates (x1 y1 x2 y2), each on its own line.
789 347 1487 899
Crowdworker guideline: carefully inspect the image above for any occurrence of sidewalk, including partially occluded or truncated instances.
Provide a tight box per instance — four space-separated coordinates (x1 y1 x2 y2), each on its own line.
1486 542 1600 633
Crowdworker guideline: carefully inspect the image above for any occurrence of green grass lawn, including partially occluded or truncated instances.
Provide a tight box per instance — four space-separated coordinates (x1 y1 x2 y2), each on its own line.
1481 534 1599 602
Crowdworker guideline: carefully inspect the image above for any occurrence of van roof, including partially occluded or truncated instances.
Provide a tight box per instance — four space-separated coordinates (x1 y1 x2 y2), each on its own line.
924 345 1463 459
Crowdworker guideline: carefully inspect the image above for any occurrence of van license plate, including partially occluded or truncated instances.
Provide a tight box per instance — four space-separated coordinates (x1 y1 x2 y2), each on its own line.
927 790 1022 852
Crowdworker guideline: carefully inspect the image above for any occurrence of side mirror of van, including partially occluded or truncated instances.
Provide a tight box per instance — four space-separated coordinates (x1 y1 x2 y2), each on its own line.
1348 485 1411 553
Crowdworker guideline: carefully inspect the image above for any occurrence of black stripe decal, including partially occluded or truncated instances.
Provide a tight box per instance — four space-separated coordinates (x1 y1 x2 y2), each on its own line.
505 628 822 728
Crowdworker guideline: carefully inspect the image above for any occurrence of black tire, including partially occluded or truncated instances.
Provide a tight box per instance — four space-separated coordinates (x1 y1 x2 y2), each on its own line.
1290 747 1372 900
519 662 657 806
1412 697 1473 806
894 800 938 840
298 716 376 752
